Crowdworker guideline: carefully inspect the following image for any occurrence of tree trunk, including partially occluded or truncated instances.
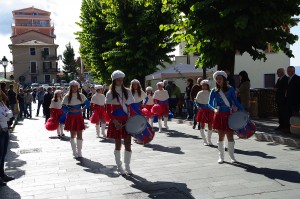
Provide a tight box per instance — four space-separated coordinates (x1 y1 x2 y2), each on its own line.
203 65 207 79
217 50 236 75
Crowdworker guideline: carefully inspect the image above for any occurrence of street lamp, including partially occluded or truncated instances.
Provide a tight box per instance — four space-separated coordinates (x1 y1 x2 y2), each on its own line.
1 56 8 78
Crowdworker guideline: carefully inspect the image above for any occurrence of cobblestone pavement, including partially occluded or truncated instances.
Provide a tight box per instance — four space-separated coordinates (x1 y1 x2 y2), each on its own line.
1 104 300 199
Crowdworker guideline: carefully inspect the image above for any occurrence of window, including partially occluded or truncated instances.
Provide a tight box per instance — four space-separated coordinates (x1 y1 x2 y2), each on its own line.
45 75 51 83
43 48 49 56
30 62 37 74
40 21 46 27
264 74 275 88
30 48 36 55
43 62 52 69
31 76 37 83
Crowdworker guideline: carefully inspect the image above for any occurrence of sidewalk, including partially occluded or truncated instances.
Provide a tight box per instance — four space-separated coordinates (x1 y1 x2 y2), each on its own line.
172 117 300 148
1 104 300 199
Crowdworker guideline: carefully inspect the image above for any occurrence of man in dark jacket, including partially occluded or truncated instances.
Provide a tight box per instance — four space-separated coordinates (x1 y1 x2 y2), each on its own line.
36 87 45 116
190 77 202 129
17 89 25 118
274 68 288 130
185 78 194 120
43 87 53 123
7 84 17 115
285 66 300 132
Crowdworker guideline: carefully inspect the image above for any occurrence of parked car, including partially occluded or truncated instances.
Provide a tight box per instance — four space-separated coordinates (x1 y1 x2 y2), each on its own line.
63 83 69 87
31 83 40 90
53 83 61 88
41 84 50 90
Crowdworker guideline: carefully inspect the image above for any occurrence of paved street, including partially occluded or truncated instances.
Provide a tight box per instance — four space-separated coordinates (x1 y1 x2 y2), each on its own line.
1 104 300 199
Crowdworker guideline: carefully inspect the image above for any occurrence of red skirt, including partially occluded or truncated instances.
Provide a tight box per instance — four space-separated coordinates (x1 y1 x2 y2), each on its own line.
151 104 169 117
145 104 154 112
212 112 232 132
107 115 129 140
51 108 63 120
197 108 214 124
90 105 106 124
64 114 85 131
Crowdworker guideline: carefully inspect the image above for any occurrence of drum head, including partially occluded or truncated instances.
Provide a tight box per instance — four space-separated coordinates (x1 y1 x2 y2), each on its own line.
228 111 249 130
125 115 147 135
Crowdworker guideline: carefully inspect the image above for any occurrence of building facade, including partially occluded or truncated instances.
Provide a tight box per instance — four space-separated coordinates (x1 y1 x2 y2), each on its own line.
9 6 59 84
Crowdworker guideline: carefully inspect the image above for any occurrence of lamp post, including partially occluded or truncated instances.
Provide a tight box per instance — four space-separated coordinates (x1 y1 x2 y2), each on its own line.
1 56 8 79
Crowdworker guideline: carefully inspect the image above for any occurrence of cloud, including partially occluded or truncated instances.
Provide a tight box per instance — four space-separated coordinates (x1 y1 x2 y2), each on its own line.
0 0 81 72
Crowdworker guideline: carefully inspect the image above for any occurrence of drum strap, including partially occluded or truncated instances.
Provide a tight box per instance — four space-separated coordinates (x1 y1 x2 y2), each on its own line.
219 90 231 108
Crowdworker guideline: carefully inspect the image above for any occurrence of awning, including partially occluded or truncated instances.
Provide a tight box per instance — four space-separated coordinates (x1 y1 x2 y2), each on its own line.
145 63 213 81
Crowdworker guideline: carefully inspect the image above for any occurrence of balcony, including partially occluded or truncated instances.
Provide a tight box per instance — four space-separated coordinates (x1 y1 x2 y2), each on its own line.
43 67 59 74
43 55 58 61
14 14 50 20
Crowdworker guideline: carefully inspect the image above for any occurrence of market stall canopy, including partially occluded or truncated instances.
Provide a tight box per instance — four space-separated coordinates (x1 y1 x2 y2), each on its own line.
145 63 213 80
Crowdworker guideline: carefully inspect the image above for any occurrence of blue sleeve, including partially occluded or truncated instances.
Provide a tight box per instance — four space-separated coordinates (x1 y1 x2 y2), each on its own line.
230 87 244 110
62 105 70 113
83 99 90 109
208 89 215 110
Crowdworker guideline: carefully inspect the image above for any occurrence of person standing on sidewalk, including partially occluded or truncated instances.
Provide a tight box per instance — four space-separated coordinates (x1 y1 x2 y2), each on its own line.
130 79 147 114
62 81 90 159
184 79 194 120
190 77 202 129
43 87 53 123
208 71 244 164
24 89 33 118
0 97 14 186
7 84 17 116
36 87 45 116
152 82 170 133
105 70 135 175
144 87 154 128
237 71 251 111
49 90 65 137
90 85 106 138
17 88 25 119
195 80 214 146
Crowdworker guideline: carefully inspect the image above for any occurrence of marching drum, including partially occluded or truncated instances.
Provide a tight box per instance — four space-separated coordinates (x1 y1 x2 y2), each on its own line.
228 111 256 139
125 115 155 144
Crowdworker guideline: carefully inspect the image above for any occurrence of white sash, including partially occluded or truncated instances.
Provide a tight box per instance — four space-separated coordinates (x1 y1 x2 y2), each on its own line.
219 90 231 108
117 92 129 115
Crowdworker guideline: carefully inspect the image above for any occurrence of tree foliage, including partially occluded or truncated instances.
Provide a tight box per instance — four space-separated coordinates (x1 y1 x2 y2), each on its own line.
161 0 300 73
76 0 176 84
62 42 79 81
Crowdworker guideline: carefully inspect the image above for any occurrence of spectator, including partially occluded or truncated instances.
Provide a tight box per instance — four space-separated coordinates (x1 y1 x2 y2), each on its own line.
0 97 15 186
225 69 236 90
184 78 194 120
190 77 203 129
169 82 181 116
0 83 8 106
87 86 96 119
274 68 288 130
7 84 17 115
43 87 53 123
32 88 37 103
285 66 300 132
36 87 45 116
82 87 89 119
237 71 251 111
24 89 33 118
163 80 171 97
17 89 25 118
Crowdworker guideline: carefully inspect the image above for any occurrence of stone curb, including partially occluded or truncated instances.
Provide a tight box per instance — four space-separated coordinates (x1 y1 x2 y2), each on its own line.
171 118 300 148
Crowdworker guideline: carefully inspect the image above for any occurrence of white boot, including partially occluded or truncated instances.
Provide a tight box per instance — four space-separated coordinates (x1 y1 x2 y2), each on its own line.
164 116 169 130
207 130 213 145
217 141 225 164
200 129 208 146
158 119 163 133
101 123 106 138
60 124 64 136
124 150 133 175
77 139 83 158
114 150 125 175
228 141 237 163
96 125 100 137
149 118 153 128
70 138 78 158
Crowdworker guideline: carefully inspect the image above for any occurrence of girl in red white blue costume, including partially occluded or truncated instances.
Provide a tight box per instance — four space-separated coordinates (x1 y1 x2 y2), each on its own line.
49 90 65 137
152 82 169 133
62 80 90 159
195 80 214 146
209 71 244 164
106 70 135 175
90 85 106 138
144 86 154 127
130 79 146 115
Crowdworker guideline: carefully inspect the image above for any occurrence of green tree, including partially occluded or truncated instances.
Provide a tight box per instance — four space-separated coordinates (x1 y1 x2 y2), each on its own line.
62 42 79 81
162 0 300 74
76 0 176 85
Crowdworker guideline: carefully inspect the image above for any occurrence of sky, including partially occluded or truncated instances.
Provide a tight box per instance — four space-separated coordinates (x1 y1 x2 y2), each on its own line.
0 0 299 73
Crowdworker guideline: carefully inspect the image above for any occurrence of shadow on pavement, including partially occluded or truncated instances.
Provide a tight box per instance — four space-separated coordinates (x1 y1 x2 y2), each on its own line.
144 144 184 154
76 157 119 178
99 138 115 144
234 149 276 159
165 130 201 140
0 186 21 199
123 174 195 199
231 162 300 184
